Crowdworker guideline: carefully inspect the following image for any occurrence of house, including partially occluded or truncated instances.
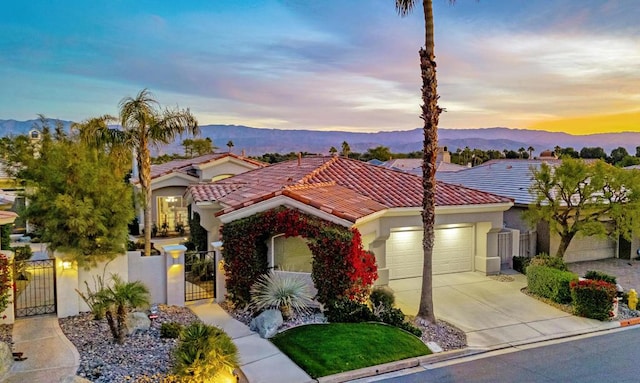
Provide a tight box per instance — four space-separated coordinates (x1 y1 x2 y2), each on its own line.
370 147 465 176
185 155 513 294
437 159 618 263
131 153 266 233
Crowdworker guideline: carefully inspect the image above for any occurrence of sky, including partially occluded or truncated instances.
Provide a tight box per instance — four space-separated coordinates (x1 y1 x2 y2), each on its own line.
1 0 638 135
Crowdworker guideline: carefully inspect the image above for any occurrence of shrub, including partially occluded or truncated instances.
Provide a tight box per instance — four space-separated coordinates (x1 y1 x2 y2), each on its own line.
250 272 314 319
161 322 183 339
12 245 32 262
512 256 531 274
173 322 239 381
570 279 616 321
583 270 617 285
529 253 568 271
0 224 10 250
325 298 377 323
526 265 578 304
370 286 395 309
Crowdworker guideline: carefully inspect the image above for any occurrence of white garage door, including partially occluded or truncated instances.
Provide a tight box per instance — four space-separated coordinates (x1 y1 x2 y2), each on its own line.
387 226 474 279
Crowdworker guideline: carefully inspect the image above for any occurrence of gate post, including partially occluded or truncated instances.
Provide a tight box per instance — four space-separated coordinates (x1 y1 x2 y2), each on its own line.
163 245 186 306
212 241 225 303
55 255 79 318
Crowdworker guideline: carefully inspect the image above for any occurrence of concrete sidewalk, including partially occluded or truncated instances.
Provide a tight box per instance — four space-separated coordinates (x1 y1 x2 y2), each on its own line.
4 315 80 383
187 299 314 383
391 271 619 350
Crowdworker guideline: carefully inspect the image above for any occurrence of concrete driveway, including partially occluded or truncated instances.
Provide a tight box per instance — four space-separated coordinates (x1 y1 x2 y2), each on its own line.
389 271 618 350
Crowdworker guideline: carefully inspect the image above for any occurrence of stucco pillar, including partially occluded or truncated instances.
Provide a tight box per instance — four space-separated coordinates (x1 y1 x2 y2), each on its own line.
163 245 186 306
55 255 80 318
477 228 502 275
212 242 226 303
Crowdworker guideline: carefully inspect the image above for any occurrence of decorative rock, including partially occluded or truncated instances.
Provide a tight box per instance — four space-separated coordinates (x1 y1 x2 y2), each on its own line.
125 311 151 335
250 309 283 339
0 341 12 379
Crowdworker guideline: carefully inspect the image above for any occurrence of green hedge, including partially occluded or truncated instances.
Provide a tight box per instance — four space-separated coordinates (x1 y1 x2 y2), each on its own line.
526 265 578 304
570 279 616 321
512 256 531 274
583 270 617 285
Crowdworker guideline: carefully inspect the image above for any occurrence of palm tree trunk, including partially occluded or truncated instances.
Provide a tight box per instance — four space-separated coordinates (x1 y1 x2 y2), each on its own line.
116 304 127 344
105 310 119 341
138 139 152 257
418 0 440 323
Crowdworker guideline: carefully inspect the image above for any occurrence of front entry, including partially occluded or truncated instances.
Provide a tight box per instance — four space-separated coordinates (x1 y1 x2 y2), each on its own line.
184 250 216 301
14 259 56 317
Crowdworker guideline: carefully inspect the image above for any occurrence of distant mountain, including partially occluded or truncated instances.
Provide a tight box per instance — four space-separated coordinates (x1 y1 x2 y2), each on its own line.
1 119 638 157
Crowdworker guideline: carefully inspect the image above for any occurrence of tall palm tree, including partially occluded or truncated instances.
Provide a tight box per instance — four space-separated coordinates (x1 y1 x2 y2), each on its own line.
527 146 535 159
227 140 234 153
81 89 198 256
396 0 454 323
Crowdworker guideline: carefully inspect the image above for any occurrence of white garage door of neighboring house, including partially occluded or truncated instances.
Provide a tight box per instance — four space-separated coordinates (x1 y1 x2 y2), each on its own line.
387 226 474 279
563 235 616 263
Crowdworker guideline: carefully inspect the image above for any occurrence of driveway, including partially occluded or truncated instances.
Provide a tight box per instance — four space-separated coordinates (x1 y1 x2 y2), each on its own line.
568 258 640 291
389 271 618 350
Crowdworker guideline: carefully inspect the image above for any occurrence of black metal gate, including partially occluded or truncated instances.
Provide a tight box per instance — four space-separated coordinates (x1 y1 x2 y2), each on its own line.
14 259 57 317
184 250 216 301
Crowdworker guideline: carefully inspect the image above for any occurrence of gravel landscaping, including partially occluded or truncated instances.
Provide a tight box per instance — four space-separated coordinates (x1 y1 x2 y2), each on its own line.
0 324 12 349
59 305 198 383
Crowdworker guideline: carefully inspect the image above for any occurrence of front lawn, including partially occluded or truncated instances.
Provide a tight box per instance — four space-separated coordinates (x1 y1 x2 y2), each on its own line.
270 322 431 378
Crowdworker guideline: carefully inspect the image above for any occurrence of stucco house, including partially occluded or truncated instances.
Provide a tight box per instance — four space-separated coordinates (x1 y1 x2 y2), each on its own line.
437 159 620 263
185 155 513 295
132 153 266 233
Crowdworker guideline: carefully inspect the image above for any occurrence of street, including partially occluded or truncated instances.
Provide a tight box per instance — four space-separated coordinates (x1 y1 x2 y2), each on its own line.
375 327 640 383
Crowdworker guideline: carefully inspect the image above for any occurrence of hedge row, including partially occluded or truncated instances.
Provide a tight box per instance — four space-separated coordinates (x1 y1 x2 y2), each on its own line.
526 265 578 304
571 279 616 321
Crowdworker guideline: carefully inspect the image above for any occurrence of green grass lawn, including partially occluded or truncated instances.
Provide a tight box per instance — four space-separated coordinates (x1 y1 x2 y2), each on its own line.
270 322 431 378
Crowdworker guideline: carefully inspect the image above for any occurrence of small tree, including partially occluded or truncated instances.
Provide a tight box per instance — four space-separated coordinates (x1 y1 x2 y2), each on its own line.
94 274 150 344
525 158 640 259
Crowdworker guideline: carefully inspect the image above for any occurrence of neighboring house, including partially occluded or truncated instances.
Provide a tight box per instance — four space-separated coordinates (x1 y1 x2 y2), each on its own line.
185 155 513 292
131 153 266 233
437 159 618 263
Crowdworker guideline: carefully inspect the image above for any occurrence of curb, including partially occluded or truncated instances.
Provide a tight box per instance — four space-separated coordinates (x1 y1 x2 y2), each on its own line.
619 317 640 327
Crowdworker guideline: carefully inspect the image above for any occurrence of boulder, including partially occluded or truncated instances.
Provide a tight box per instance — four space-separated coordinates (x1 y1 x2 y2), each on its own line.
125 311 151 335
249 309 283 339
0 341 12 379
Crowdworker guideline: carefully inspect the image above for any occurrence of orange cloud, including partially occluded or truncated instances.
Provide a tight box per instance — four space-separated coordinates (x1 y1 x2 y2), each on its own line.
529 111 640 135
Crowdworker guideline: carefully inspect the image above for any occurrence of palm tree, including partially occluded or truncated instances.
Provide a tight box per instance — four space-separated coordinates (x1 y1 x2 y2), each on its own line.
518 147 526 159
527 146 535 159
80 89 198 256
396 0 454 323
95 275 150 344
341 141 351 157
226 140 234 153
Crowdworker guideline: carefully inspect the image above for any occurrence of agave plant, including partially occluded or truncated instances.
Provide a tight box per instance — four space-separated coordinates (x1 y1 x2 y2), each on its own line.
250 272 314 319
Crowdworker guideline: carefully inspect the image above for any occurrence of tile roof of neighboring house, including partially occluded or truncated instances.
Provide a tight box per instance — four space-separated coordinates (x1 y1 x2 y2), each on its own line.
0 210 18 224
135 153 267 182
187 156 512 222
436 159 561 205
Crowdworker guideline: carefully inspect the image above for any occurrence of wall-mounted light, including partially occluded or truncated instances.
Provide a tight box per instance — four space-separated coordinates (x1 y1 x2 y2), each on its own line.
62 261 73 270
170 251 180 264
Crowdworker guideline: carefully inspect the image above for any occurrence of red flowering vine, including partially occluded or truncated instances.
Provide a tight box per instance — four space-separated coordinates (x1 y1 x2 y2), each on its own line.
0 253 12 319
220 207 378 306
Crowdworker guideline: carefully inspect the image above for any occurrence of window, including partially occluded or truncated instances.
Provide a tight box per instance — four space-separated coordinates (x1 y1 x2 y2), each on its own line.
157 196 187 233
272 235 312 273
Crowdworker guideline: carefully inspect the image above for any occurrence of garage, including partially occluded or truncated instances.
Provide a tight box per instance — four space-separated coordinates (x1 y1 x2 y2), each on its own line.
387 226 474 279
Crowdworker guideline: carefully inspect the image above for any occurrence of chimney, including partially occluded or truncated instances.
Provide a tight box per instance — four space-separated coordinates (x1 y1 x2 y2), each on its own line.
298 152 302 166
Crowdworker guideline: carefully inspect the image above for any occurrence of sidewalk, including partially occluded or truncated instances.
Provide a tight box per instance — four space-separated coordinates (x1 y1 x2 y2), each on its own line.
187 299 314 383
4 315 80 383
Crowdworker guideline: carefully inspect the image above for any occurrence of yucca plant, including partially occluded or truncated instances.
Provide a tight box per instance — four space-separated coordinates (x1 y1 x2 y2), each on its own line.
173 322 239 382
250 272 314 319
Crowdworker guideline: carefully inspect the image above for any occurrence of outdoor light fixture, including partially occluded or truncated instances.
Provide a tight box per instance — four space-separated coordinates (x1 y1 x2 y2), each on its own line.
61 261 72 270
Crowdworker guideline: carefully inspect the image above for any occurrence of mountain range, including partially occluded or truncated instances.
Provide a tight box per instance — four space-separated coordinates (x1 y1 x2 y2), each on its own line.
1 119 638 157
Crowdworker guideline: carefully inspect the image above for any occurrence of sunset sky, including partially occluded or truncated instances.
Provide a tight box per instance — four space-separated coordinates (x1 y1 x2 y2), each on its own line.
1 0 638 134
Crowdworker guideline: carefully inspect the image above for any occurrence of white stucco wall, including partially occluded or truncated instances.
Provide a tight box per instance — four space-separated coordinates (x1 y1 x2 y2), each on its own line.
200 160 257 180
128 252 166 304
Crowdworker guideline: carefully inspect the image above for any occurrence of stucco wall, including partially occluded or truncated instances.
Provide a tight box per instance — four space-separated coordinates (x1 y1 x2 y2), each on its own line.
551 233 616 263
200 160 256 180
128 252 166 304
504 206 531 232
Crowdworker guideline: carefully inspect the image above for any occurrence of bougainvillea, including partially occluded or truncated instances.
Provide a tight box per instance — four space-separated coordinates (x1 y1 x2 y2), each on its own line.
0 253 12 319
220 207 377 306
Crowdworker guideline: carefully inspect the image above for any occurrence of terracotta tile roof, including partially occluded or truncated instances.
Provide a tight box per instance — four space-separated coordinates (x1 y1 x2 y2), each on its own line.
135 153 267 182
187 156 512 222
0 210 18 224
